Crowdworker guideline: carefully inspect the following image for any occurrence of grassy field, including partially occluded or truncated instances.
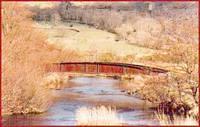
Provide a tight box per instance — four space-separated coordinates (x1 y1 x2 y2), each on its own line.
36 22 155 60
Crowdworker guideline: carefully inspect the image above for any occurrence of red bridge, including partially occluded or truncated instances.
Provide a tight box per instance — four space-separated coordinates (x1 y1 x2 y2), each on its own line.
46 62 168 76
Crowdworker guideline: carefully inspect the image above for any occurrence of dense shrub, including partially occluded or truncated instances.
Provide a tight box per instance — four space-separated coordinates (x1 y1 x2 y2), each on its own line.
2 2 60 115
137 73 198 118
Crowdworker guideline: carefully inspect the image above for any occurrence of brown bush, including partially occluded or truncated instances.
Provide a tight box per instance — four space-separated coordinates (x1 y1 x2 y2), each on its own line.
138 42 198 117
137 73 198 119
2 2 60 115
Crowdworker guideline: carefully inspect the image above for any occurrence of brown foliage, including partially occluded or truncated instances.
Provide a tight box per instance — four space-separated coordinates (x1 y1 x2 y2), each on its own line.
2 3 59 115
138 73 198 118
136 42 198 118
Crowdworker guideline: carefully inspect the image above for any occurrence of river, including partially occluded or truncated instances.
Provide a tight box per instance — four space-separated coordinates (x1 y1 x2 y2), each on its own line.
3 76 159 126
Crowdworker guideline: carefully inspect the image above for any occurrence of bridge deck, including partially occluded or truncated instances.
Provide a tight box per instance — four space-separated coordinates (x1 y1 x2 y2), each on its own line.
46 62 168 75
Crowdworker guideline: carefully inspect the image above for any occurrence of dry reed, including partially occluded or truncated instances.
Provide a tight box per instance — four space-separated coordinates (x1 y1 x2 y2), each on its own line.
75 106 124 125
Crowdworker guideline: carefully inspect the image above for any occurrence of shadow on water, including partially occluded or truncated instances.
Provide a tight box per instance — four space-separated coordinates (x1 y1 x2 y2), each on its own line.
3 76 159 126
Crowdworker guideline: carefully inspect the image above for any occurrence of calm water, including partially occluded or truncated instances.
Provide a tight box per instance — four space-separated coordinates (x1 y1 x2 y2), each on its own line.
3 77 159 126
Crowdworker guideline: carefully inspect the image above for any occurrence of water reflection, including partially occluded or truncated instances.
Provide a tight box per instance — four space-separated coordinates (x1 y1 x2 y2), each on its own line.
3 77 158 126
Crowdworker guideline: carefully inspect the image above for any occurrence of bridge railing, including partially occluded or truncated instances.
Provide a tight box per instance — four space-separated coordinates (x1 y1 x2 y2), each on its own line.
45 62 168 76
